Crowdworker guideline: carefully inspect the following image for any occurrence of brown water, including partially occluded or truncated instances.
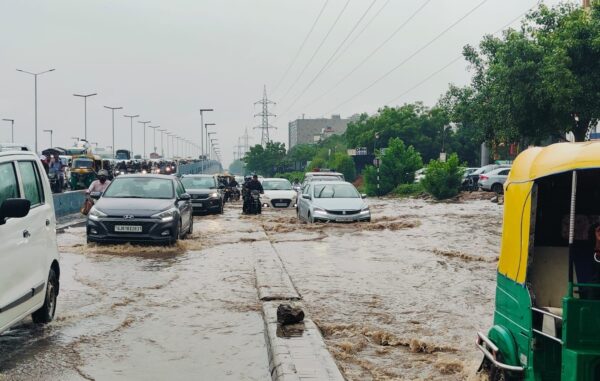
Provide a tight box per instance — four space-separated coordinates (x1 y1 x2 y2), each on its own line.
266 198 502 380
0 206 270 381
0 197 502 381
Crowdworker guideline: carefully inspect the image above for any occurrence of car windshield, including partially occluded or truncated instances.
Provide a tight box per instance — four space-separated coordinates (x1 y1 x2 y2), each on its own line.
262 180 292 190
104 177 174 199
313 184 360 199
181 177 216 189
72 159 93 168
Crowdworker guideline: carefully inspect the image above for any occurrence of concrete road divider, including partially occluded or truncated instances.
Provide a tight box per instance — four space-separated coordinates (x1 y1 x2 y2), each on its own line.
53 190 86 218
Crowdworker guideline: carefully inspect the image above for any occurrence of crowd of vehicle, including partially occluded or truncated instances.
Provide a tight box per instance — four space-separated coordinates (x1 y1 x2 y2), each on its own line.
415 162 513 194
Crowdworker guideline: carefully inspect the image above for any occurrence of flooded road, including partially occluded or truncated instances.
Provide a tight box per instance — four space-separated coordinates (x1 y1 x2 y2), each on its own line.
0 196 502 381
0 208 270 381
264 198 502 380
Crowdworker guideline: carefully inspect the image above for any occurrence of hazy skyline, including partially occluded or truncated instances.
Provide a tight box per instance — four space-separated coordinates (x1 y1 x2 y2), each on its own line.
1 0 570 166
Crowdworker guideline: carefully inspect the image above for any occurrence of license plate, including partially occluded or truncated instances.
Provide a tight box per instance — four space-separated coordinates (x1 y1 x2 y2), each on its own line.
196 202 203 206
114 225 142 233
335 217 353 222
275 203 287 207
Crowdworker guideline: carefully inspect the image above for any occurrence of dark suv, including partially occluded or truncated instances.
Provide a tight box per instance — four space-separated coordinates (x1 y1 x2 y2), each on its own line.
180 175 224 214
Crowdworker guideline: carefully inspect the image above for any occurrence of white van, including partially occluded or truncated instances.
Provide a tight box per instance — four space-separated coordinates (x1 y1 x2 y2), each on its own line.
0 150 60 334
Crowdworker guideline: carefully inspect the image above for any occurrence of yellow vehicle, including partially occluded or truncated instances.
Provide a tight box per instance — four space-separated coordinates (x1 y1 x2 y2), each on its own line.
477 142 600 380
70 154 103 190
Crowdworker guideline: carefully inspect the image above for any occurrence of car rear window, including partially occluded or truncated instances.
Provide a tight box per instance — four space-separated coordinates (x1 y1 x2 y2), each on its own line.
0 162 20 207
104 177 174 199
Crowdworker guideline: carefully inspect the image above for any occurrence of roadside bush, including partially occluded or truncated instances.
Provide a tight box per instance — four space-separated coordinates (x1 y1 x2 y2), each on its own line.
273 171 305 182
363 138 423 196
421 153 464 200
393 183 424 197
330 153 356 182
308 157 326 171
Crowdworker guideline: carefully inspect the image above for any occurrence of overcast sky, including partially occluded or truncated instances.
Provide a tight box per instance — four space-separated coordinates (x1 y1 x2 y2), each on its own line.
1 0 572 166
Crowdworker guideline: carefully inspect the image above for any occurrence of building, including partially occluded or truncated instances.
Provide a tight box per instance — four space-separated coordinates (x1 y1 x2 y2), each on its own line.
288 114 357 148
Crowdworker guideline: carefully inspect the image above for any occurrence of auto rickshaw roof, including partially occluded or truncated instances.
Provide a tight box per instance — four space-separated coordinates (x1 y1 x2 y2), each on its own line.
508 142 600 183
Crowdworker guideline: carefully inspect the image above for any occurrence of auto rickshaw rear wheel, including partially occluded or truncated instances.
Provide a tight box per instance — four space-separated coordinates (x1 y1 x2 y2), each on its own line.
479 356 510 381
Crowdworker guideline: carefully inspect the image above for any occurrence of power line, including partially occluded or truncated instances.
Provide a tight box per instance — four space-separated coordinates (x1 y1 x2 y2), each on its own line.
293 0 433 115
282 0 378 115
385 0 542 106
327 0 491 114
272 0 330 95
278 0 352 103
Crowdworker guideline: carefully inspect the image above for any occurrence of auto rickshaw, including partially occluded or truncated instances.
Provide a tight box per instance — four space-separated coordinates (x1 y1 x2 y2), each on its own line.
477 142 600 380
70 154 102 190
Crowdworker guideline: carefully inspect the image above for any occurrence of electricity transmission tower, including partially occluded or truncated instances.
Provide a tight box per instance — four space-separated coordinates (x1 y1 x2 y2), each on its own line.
254 85 276 146
241 127 253 154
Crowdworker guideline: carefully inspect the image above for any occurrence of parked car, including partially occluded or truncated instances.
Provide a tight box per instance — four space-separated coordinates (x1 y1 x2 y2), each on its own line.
463 164 511 191
0 150 60 334
297 181 370 223
180 174 224 214
86 174 193 244
478 167 511 193
261 178 297 209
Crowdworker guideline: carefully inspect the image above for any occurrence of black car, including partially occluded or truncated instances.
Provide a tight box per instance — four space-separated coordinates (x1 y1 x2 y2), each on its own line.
180 174 224 214
86 174 193 244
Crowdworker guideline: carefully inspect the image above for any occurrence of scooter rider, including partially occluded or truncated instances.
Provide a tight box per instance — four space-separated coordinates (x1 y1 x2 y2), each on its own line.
87 169 111 194
242 175 263 212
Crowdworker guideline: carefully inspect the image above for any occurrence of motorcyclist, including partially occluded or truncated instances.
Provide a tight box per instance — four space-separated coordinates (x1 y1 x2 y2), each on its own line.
87 169 111 194
49 155 65 192
242 175 263 213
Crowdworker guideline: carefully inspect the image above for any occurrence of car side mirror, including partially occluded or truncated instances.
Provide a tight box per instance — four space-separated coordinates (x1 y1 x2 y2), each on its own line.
302 194 311 200
90 191 102 200
0 198 31 225
179 193 191 201
361 194 367 199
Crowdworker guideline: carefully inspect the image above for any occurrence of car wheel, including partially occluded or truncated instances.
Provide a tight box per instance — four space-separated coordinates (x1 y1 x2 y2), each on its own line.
492 183 503 194
219 201 224 214
171 221 181 245
185 215 193 238
32 269 58 324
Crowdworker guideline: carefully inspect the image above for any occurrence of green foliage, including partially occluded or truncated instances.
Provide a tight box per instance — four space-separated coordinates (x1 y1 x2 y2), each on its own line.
308 157 326 171
345 104 479 165
363 138 422 196
287 144 317 167
228 159 246 175
273 171 304 182
421 153 464 200
456 2 600 143
330 153 356 182
243 142 287 176
393 183 424 197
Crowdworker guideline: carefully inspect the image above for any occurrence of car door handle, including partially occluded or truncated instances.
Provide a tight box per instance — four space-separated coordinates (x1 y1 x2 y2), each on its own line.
23 230 31 238
46 219 50 226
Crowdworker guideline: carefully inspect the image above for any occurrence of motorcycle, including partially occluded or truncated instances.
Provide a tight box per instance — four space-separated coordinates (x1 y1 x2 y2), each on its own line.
243 190 262 215
48 172 63 193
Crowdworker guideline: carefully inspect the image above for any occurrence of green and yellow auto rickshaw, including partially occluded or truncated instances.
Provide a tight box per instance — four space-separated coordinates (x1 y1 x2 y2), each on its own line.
477 142 600 380
70 155 102 190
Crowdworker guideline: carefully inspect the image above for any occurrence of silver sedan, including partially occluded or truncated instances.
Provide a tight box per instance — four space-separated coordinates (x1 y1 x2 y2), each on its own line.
297 181 370 223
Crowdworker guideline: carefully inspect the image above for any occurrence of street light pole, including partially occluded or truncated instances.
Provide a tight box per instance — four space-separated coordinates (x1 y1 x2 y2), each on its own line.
158 129 166 158
73 93 98 141
205 123 215 161
104 106 123 159
123 114 139 157
16 68 55 153
208 131 216 161
138 120 151 158
2 119 14 143
43 129 53 147
149 126 160 156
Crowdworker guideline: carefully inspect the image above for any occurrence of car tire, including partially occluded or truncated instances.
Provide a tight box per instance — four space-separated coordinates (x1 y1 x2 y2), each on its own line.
492 183 503 194
32 269 58 324
170 221 181 245
188 215 194 236
219 202 224 214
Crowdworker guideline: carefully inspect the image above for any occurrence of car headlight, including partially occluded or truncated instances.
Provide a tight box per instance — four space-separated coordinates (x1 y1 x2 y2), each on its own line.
209 192 219 198
88 206 107 221
313 207 326 213
360 206 370 213
151 208 177 222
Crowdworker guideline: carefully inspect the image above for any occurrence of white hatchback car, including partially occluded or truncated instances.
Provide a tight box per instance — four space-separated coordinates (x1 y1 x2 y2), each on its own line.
0 150 60 334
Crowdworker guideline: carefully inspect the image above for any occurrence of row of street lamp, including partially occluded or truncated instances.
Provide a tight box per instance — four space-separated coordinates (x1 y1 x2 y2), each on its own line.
4 68 222 162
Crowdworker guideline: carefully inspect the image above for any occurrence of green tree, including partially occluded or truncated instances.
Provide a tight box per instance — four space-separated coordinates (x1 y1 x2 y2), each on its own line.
330 153 356 182
228 159 246 175
363 138 422 195
287 144 317 168
243 142 287 176
421 153 464 200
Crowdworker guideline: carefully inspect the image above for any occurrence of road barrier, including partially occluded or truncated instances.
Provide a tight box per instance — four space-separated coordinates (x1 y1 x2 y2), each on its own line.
53 190 86 218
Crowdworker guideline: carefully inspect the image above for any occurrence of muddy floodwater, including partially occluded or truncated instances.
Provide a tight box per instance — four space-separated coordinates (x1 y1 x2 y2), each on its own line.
0 197 502 381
